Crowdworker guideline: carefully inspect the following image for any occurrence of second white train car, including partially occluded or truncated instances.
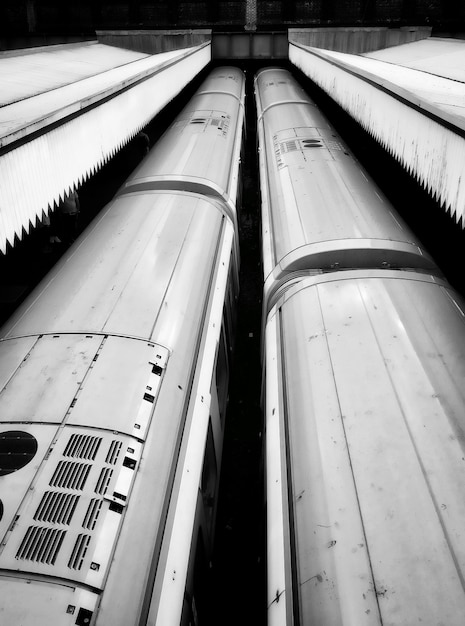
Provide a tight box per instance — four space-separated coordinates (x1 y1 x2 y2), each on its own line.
255 67 437 311
0 66 245 626
256 67 465 625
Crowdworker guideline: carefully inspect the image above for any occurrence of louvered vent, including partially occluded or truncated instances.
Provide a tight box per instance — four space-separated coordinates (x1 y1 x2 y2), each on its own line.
16 526 66 564
281 140 299 153
49 461 91 490
33 491 79 525
106 440 122 465
279 139 324 154
64 434 102 460
68 533 91 570
83 499 103 530
95 467 113 495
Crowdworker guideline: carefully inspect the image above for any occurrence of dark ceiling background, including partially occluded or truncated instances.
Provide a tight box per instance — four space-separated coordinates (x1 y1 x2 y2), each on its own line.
1 0 464 39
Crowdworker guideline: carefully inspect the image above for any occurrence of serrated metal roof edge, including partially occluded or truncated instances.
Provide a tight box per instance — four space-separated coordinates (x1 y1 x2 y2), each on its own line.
0 43 211 252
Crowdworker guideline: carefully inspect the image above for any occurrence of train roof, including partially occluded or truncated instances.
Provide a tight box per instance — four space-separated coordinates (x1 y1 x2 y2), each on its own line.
0 187 237 624
266 268 465 624
0 191 231 343
255 68 437 313
121 66 245 210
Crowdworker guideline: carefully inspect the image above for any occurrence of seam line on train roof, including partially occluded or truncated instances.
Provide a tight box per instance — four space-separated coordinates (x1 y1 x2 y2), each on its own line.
0 331 170 348
257 99 313 123
278 308 301 626
195 89 245 105
0 568 103 595
116 183 236 227
264 268 447 320
358 280 465 598
317 284 384 622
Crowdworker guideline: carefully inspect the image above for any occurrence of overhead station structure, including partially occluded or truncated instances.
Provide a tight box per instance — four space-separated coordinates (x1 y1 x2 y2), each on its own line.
1 26 464 253
289 33 465 226
0 35 211 253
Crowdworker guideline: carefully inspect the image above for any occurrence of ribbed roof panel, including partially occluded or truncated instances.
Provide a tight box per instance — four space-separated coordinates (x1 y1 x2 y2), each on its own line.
0 42 211 252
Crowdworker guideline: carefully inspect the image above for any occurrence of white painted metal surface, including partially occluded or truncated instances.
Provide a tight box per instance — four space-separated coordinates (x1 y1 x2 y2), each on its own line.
0 41 149 106
0 42 211 252
148 224 235 626
306 45 465 119
289 42 465 226
255 68 436 310
364 36 465 82
0 66 245 626
0 193 225 340
122 65 245 211
266 269 465 625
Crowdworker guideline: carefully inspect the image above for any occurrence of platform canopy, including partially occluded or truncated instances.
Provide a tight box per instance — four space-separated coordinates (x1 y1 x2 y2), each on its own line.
0 39 211 253
290 36 465 226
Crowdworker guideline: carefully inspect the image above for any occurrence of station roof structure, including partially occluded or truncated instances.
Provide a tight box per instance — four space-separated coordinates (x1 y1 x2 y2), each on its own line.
0 38 211 253
3 28 465 253
289 35 465 226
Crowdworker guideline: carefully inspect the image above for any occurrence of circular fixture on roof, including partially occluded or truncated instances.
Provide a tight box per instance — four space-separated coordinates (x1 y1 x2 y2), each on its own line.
0 431 38 476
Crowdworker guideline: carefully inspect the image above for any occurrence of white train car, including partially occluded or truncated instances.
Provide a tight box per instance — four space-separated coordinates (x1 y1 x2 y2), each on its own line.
256 68 465 625
0 66 245 626
254 67 437 310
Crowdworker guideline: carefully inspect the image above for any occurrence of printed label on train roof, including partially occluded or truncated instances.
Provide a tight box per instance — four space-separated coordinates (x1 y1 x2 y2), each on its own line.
273 128 344 169
172 110 231 137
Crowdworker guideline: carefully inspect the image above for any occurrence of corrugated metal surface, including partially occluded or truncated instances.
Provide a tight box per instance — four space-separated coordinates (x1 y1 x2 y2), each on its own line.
290 42 465 226
364 37 465 82
0 42 149 106
0 42 211 253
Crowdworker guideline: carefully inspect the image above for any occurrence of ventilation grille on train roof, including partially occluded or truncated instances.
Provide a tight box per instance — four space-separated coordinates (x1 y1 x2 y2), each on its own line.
68 533 91 570
186 114 231 135
64 434 102 460
106 440 122 465
279 138 323 153
14 434 127 571
83 499 103 530
33 491 80 525
50 461 92 491
95 467 113 495
16 526 66 565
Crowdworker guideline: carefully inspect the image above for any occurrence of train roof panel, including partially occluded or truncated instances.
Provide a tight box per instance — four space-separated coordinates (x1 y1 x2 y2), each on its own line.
255 68 436 302
266 269 465 624
123 66 245 204
0 572 99 626
0 191 228 343
0 334 102 424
